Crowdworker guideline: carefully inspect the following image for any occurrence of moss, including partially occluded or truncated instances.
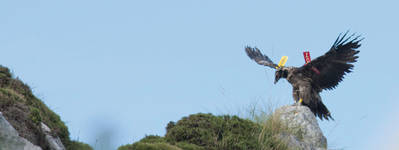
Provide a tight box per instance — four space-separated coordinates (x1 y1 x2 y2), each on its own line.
0 65 92 150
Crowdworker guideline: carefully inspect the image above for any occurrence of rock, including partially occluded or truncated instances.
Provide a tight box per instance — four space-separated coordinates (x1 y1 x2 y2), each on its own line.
274 105 327 150
0 112 66 150
41 122 66 150
0 112 42 150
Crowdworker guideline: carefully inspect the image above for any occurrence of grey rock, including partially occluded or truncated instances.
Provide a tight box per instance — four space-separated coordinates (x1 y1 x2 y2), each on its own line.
0 112 42 150
274 105 327 150
40 122 66 150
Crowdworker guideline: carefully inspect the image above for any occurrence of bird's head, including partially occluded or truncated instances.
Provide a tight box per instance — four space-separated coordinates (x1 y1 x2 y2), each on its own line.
273 55 289 84
274 67 288 84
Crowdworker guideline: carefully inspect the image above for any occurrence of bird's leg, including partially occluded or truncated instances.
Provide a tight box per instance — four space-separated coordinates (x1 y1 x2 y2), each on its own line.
296 98 303 106
293 98 303 115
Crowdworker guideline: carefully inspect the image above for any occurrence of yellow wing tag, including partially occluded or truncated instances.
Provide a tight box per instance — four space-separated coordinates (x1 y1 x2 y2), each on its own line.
276 56 288 69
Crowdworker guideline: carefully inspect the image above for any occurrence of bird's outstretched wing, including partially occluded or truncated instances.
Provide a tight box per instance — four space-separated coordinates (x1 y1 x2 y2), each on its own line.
299 32 363 90
245 46 278 69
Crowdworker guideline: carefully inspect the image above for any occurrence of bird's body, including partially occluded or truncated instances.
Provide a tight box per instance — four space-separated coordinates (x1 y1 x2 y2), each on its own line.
246 32 362 120
280 66 331 120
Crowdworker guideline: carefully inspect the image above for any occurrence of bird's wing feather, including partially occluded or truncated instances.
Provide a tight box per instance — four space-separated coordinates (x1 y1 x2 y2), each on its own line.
245 46 278 69
299 32 362 90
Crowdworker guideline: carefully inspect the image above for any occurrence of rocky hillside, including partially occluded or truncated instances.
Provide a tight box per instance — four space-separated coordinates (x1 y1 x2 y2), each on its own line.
0 66 92 150
118 105 327 150
0 65 328 150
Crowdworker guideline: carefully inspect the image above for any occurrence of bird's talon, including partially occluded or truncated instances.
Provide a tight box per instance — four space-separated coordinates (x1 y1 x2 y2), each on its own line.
296 98 303 106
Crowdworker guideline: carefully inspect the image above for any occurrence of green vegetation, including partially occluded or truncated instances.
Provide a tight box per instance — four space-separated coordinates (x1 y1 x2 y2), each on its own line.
118 135 204 150
29 107 42 124
166 113 260 150
119 111 299 150
68 141 94 150
118 142 180 150
0 65 92 150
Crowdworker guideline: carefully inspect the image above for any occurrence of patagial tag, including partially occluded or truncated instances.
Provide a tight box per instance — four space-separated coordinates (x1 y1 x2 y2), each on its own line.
276 56 288 69
303 51 311 64
303 51 320 74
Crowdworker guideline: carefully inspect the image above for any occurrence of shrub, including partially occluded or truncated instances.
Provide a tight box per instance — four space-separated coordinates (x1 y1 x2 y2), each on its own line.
165 113 260 150
128 142 181 150
68 141 94 150
118 135 179 150
118 112 297 150
139 135 167 143
174 142 205 150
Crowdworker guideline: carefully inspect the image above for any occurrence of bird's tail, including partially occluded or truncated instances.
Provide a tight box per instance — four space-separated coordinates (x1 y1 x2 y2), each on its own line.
309 100 334 121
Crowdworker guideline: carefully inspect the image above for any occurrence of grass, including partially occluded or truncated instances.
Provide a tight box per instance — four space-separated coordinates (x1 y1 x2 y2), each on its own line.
247 102 305 150
0 65 92 150
118 105 302 150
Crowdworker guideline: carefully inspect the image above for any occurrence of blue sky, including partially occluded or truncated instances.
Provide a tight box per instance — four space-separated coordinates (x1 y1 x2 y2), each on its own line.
1 0 398 149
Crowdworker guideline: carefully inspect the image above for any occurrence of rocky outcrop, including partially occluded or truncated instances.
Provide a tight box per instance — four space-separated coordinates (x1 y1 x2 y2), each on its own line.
41 123 66 150
0 112 42 150
0 112 66 150
274 105 327 150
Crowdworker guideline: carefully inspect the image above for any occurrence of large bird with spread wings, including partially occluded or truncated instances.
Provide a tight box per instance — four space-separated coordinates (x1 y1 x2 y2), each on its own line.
246 32 362 120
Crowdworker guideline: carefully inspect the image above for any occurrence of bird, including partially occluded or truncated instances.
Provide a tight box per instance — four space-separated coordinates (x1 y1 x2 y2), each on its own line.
245 32 362 120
